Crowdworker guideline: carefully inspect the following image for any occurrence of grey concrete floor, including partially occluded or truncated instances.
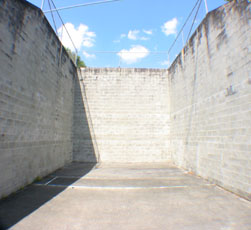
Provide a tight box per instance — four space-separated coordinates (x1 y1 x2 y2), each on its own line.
0 162 250 230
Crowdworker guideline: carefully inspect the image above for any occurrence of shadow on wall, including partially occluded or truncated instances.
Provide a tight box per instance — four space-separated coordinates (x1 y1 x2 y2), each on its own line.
0 71 99 229
0 74 98 229
73 70 99 163
0 162 96 230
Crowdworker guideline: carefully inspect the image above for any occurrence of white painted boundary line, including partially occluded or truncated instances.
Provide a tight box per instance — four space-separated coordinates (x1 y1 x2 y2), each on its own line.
44 176 58 185
49 175 186 180
34 183 214 190
50 175 82 179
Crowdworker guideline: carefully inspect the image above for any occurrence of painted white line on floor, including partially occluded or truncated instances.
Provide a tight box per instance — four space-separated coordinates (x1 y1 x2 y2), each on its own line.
45 175 188 180
34 183 214 190
50 175 82 179
45 176 58 185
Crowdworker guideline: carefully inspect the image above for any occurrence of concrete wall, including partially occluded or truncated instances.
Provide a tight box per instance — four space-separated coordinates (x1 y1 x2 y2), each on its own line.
168 1 251 200
76 68 170 162
1 0 250 201
0 0 77 198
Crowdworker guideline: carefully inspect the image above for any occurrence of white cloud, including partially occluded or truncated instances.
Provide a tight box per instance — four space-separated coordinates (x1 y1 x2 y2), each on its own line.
120 30 152 42
83 51 96 59
128 30 151 41
120 34 126 38
140 37 149 41
143 29 153 35
162 18 178 36
113 34 127 43
83 40 93 48
117 45 149 64
161 60 170 67
57 23 96 51
86 31 95 38
128 30 140 40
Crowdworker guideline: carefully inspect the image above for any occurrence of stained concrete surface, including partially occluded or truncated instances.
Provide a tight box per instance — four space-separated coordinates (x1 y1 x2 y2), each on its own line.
0 163 250 230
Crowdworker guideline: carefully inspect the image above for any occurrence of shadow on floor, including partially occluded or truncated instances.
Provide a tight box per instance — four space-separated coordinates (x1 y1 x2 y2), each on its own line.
0 162 96 230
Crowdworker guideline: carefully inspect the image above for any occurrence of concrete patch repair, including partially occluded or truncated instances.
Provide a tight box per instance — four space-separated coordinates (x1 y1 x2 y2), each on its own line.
0 0 250 229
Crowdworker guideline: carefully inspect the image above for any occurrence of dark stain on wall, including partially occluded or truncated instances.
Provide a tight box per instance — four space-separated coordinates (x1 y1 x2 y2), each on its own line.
233 0 250 18
216 28 227 50
203 20 211 59
197 25 203 45
168 0 250 77
6 0 27 54
210 5 226 30
188 31 197 55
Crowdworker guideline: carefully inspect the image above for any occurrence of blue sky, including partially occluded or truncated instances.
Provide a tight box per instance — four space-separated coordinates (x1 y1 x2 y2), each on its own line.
27 0 227 68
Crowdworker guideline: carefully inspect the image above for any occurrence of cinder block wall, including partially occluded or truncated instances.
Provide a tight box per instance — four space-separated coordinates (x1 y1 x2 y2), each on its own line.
76 68 170 162
0 0 250 201
0 0 77 198
168 1 251 200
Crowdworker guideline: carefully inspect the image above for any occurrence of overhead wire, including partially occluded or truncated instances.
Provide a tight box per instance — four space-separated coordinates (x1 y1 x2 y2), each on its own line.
44 0 121 13
50 0 79 61
48 0 58 36
43 0 206 67
186 0 203 42
48 0 63 66
167 0 201 55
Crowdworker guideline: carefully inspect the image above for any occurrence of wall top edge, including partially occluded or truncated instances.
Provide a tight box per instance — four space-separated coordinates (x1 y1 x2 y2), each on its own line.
9 0 77 71
80 67 168 73
167 0 250 75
